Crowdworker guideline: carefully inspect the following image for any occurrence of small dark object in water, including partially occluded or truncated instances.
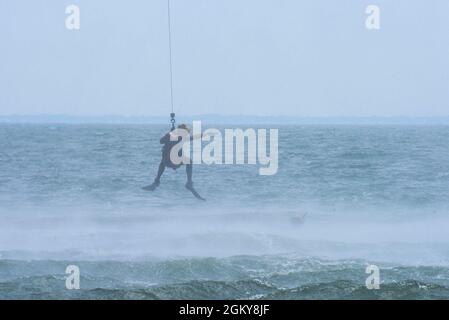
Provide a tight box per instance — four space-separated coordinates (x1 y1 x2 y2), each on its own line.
290 213 307 225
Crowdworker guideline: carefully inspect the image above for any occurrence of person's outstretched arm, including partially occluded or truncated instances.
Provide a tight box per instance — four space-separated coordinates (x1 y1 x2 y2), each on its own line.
190 132 211 141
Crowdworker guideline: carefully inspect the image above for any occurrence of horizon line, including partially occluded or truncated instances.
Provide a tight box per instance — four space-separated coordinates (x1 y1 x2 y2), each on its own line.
1 114 449 125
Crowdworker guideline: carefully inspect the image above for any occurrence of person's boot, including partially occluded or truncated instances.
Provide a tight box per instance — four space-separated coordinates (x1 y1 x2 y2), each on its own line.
185 181 205 200
185 181 194 190
143 180 160 191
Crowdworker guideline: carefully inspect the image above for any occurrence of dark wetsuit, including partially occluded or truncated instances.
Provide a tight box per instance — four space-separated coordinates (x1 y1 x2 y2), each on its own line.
150 132 192 186
160 132 183 169
145 131 204 200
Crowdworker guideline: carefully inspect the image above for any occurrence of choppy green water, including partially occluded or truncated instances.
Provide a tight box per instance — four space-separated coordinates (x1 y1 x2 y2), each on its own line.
2 256 449 300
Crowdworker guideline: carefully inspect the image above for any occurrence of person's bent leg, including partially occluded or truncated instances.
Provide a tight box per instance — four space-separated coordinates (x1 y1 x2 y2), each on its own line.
184 163 205 200
185 163 193 188
143 161 165 191
154 161 165 184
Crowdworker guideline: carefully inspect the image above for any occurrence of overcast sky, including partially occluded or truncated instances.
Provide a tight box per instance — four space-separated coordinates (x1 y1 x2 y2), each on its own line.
1 0 448 117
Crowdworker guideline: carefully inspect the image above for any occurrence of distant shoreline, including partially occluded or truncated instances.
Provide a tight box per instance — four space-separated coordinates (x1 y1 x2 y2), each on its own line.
1 115 449 125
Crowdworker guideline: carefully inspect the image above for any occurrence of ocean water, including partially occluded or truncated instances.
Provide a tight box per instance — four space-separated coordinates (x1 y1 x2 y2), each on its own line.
1 123 449 299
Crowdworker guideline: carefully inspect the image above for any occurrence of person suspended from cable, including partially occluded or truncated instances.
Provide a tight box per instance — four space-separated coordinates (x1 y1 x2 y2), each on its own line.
143 122 206 200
